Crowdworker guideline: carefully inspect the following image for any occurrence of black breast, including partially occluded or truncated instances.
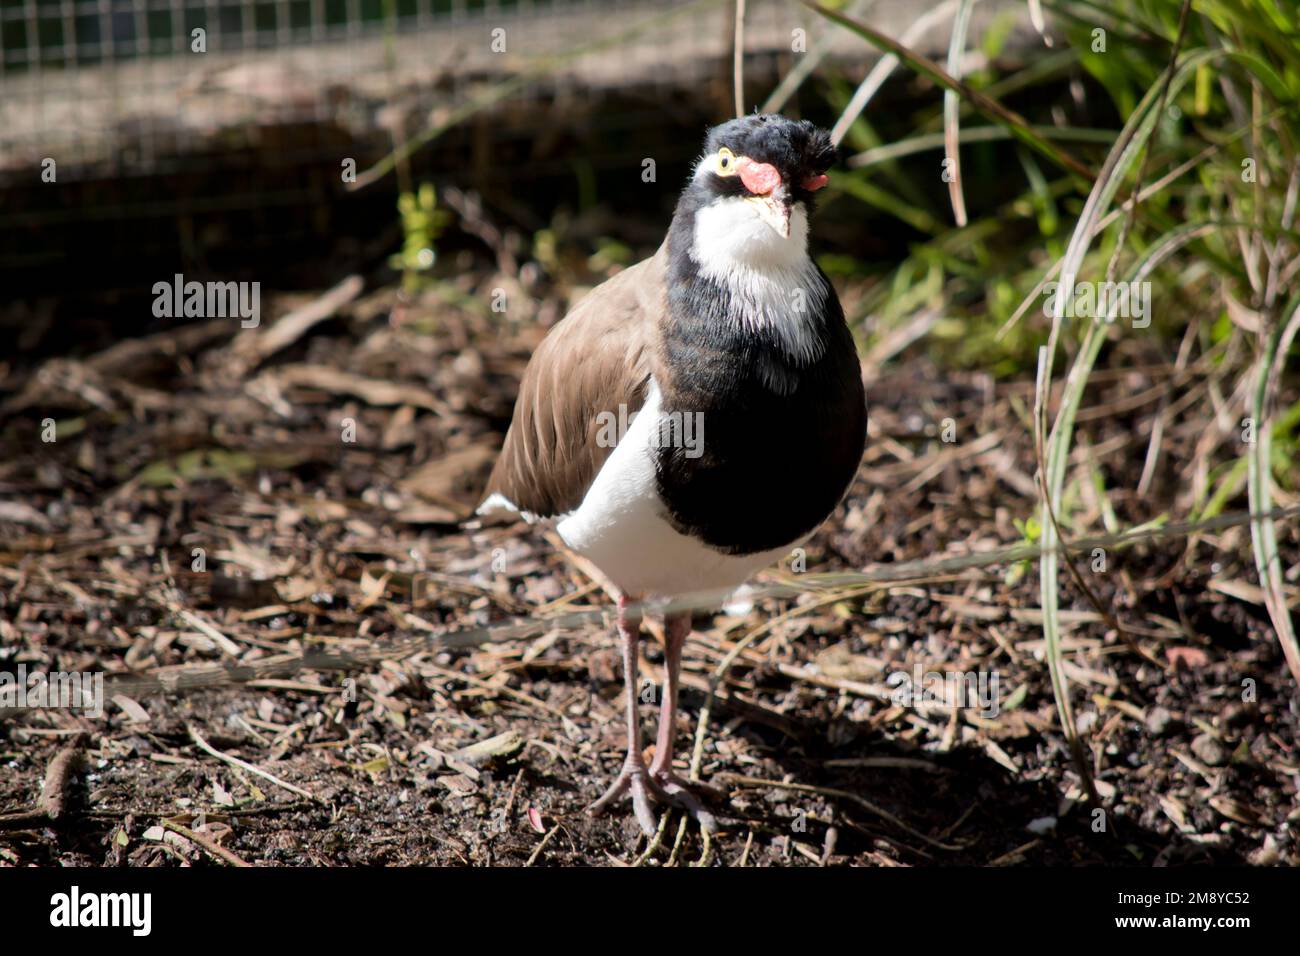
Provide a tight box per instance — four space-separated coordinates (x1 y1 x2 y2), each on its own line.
655 255 867 555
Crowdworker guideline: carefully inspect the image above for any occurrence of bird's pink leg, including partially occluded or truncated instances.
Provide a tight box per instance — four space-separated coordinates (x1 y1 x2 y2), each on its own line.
589 595 663 835
647 612 717 832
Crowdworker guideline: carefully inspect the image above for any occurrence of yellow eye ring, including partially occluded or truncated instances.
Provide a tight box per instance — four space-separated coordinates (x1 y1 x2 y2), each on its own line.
715 147 737 176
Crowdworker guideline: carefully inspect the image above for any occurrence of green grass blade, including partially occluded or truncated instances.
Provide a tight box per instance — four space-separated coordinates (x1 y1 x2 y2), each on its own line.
1248 292 1300 685
942 0 976 226
804 0 1095 180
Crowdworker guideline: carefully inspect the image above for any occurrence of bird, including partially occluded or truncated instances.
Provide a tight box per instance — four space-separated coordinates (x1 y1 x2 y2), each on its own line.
477 113 867 835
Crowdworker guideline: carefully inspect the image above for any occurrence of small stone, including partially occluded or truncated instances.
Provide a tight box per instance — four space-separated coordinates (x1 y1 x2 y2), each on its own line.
1221 701 1257 729
1145 706 1179 737
1191 732 1229 767
1249 834 1280 866
437 773 478 795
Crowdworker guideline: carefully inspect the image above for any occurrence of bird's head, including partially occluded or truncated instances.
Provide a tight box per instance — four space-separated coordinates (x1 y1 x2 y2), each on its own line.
682 114 835 261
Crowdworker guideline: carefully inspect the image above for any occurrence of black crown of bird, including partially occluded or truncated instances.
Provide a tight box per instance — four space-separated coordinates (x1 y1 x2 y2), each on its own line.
478 113 867 835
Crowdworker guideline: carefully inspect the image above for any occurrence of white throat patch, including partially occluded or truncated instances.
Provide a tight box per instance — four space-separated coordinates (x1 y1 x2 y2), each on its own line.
690 195 826 369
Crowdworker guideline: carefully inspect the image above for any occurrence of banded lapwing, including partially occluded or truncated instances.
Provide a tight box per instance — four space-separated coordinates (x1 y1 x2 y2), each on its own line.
479 114 867 834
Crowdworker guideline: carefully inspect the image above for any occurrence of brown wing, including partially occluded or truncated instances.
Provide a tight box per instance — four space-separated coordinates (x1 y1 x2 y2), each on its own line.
479 244 666 518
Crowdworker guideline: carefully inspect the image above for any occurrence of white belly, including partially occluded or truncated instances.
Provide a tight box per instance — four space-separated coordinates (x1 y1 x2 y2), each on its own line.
557 380 798 598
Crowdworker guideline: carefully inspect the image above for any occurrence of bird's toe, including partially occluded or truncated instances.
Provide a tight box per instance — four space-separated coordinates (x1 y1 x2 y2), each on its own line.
590 759 663 836
650 769 719 833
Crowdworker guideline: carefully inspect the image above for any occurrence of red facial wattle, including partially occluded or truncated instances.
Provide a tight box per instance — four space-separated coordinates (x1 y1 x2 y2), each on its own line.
736 157 782 195
801 173 829 192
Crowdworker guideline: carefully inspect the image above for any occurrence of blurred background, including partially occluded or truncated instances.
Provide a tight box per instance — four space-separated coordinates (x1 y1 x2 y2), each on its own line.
1 0 1050 316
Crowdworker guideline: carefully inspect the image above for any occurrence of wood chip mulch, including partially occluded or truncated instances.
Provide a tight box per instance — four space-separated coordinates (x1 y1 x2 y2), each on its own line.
1 266 1296 866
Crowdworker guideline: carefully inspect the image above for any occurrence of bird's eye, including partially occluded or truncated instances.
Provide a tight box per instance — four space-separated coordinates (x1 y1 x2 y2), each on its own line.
716 147 736 175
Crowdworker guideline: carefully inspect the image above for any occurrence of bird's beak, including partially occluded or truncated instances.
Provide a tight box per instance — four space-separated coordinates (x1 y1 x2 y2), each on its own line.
746 185 792 239
736 157 793 239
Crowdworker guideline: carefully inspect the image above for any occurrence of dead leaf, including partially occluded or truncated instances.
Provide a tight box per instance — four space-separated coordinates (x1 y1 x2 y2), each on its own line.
1209 795 1264 826
273 364 446 411
399 442 496 509
112 695 151 724
453 730 524 767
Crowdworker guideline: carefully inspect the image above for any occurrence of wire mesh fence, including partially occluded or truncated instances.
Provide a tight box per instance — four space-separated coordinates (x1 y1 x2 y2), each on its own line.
0 0 803 175
0 0 1020 293
0 0 800 290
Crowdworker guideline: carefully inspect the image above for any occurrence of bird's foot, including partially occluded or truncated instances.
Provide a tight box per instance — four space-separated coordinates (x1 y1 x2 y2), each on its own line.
649 765 718 833
590 758 720 836
589 757 664 836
